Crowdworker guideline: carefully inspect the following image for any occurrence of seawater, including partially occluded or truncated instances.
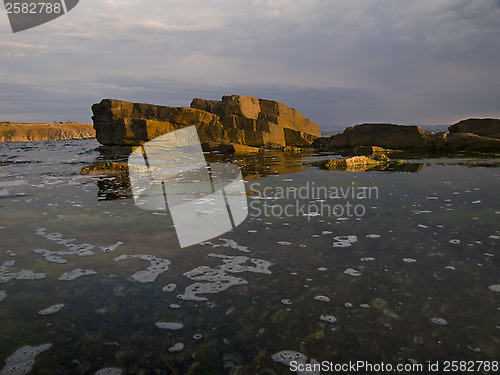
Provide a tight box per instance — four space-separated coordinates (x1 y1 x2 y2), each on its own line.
0 140 499 374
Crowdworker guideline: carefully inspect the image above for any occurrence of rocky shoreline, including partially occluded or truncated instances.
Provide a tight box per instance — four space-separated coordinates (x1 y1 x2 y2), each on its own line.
0 122 95 142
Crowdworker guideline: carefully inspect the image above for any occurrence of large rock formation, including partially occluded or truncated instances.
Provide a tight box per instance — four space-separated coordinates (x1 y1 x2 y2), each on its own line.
0 122 95 142
314 122 500 152
92 96 321 149
448 118 500 139
191 95 321 147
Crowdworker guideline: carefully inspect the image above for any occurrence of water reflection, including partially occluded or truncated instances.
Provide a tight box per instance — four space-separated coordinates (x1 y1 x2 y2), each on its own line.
1 140 500 374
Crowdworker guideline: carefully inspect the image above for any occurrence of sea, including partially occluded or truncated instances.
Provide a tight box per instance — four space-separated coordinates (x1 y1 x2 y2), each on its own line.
0 139 499 374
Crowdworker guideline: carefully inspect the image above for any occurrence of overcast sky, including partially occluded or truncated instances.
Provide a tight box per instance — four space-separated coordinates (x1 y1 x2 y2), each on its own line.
1 0 499 129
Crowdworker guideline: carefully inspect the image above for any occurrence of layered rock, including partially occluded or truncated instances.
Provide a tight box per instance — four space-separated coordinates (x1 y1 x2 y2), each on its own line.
92 96 321 149
191 95 321 147
449 118 500 139
92 99 227 146
314 122 500 152
0 122 95 142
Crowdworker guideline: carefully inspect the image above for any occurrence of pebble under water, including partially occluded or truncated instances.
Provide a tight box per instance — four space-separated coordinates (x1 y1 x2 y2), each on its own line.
0 140 499 374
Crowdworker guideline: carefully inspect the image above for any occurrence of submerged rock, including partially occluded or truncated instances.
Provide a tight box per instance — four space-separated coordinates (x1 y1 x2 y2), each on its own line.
310 155 390 171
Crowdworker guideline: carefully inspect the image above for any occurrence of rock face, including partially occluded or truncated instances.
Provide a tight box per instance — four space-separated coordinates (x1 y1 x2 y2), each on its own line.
314 122 500 152
316 123 427 149
92 96 321 148
91 99 227 146
0 122 95 142
449 118 500 139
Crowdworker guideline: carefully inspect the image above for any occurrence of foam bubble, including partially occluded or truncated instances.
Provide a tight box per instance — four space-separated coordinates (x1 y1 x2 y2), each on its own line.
314 295 330 302
58 269 97 281
178 266 248 301
99 242 123 253
0 261 46 284
0 343 51 375
319 314 337 323
95 368 123 375
488 284 500 293
403 258 417 263
114 254 170 283
271 351 320 375
162 283 177 292
168 343 184 352
155 322 183 330
38 304 64 316
430 317 448 326
344 268 362 277
208 253 272 274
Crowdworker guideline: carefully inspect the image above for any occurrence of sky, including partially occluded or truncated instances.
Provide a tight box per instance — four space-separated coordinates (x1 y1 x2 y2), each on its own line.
1 0 500 129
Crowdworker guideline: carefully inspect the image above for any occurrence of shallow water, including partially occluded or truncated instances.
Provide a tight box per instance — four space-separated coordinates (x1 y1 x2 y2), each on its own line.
0 140 499 374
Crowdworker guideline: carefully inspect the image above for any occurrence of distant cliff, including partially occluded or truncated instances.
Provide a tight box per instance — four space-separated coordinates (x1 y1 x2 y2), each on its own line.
0 122 95 142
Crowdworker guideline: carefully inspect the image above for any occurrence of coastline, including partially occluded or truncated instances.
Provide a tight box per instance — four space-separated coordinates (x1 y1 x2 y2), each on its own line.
0 122 95 143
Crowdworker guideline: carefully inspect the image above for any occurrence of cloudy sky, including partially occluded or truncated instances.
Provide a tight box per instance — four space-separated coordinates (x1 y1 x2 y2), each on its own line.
1 0 500 129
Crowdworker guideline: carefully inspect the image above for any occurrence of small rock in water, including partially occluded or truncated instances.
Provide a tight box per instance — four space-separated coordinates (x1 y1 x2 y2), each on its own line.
0 343 51 375
488 284 500 293
344 302 353 308
168 343 184 352
95 368 123 375
58 269 97 281
38 304 64 316
155 322 183 330
281 299 292 305
430 317 449 326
